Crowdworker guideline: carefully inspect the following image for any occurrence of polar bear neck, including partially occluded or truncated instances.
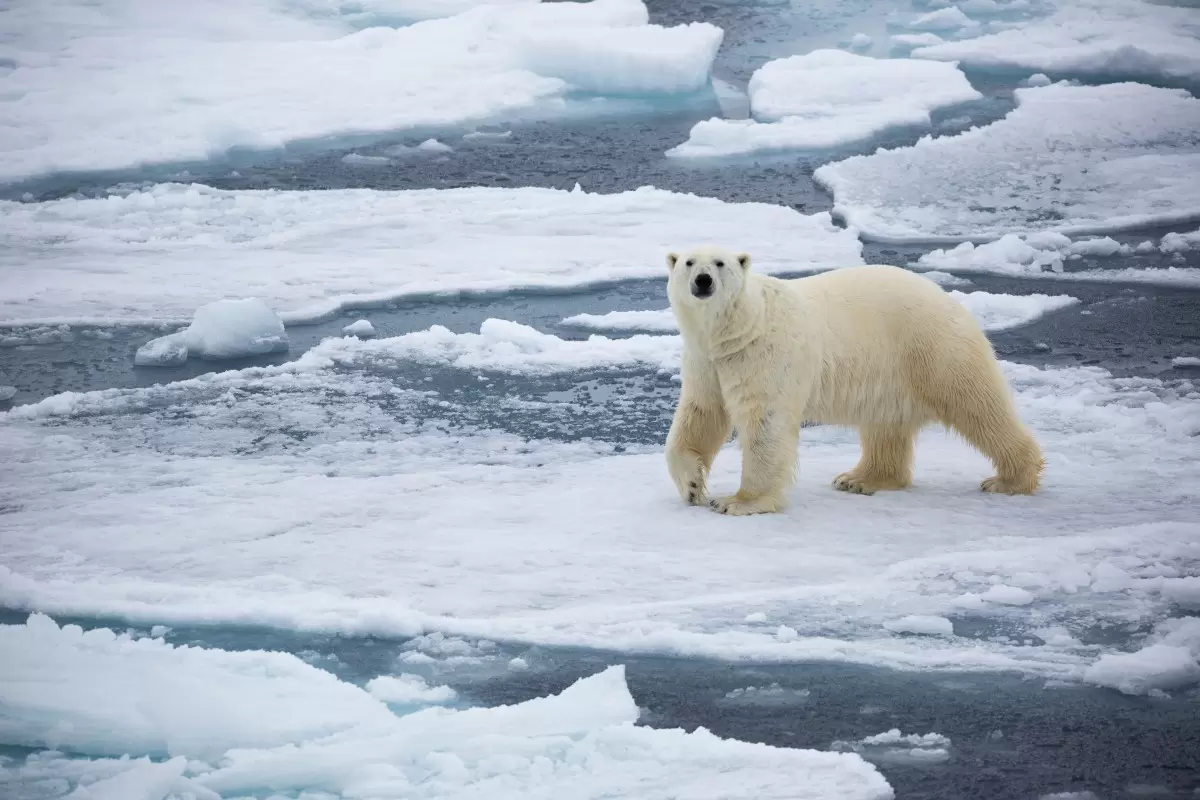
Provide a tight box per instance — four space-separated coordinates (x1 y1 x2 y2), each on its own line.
679 275 768 360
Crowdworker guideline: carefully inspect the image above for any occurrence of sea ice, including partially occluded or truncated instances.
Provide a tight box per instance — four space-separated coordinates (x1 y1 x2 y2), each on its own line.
0 618 894 799
912 0 1200 85
343 319 377 337
918 233 1200 286
135 298 288 366
0 184 862 326
0 386 16 402
814 82 1200 240
909 6 979 31
1082 644 1200 695
1 330 1198 683
0 0 723 183
668 50 980 158
1172 357 1200 369
0 613 396 759
366 673 457 705
833 728 952 765
561 309 678 332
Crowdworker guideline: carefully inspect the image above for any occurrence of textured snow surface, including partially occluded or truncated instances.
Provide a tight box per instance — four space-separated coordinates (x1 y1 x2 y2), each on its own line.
919 233 1200 286
0 184 862 326
814 82 1200 241
558 288 1076 334
0 0 723 183
668 50 980 158
0 616 893 800
2 329 1198 687
913 0 1200 85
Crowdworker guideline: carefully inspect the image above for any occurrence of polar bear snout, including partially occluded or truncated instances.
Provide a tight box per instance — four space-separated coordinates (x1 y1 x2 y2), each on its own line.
691 272 715 298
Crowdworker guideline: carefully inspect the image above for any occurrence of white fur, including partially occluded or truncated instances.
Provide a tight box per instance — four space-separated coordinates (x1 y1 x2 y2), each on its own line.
665 246 1044 515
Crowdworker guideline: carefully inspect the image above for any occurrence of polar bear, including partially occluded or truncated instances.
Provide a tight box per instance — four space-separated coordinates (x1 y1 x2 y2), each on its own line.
664 245 1044 515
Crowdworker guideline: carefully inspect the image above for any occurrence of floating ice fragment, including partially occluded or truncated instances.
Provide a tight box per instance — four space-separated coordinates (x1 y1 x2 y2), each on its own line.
135 299 288 366
343 319 377 337
910 6 978 31
980 585 1035 605
1082 644 1200 695
134 333 189 367
365 673 457 705
0 385 16 401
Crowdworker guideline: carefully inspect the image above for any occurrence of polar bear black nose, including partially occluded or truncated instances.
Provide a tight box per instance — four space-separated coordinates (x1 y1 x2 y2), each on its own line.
693 273 714 296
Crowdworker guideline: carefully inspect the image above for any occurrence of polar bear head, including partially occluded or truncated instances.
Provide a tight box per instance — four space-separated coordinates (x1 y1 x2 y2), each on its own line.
666 246 751 309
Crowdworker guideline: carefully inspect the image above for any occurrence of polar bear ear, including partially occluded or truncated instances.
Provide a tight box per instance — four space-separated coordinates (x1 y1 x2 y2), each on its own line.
667 252 680 271
737 253 751 270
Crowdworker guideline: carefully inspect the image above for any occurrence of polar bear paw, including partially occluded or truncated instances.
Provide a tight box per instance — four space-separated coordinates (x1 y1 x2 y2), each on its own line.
683 479 708 506
832 471 877 495
708 493 782 516
980 476 1030 495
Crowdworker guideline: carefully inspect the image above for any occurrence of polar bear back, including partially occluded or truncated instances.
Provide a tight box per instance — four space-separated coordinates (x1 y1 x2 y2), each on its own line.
767 265 999 428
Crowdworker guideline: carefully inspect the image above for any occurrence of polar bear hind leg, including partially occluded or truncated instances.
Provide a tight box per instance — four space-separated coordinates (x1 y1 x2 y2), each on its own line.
921 359 1045 495
832 424 919 495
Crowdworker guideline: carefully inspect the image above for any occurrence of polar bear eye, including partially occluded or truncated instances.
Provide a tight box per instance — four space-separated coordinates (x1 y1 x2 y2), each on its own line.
685 259 694 267
715 260 725 268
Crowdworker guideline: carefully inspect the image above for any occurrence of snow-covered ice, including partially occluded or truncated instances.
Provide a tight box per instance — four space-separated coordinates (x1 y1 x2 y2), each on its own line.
814 82 1200 241
1082 644 1200 696
558 288 1075 335
343 319 377 337
562 309 679 332
0 0 723 183
668 50 981 158
134 298 288 366
918 233 1200 286
0 184 862 326
0 612 396 759
2 328 1198 687
833 728 952 765
0 616 894 800
1173 357 1200 368
366 673 458 705
912 0 1200 86
909 6 978 32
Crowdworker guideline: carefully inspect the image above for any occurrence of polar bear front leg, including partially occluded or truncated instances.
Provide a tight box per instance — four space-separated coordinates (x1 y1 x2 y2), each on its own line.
709 409 800 516
666 360 732 506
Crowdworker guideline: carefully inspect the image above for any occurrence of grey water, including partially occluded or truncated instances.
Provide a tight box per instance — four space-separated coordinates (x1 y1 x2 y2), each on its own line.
3 0 1200 797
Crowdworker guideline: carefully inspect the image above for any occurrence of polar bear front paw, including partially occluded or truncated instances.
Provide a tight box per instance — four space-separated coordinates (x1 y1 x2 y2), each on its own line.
683 479 708 506
832 471 877 496
708 493 782 516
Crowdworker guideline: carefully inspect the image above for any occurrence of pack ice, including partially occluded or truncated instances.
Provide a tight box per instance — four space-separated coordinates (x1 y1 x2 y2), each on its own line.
0 184 862 327
2 325 1198 695
0 615 894 800
134 298 288 366
912 0 1200 86
0 0 723 183
815 82 1200 241
668 50 981 158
